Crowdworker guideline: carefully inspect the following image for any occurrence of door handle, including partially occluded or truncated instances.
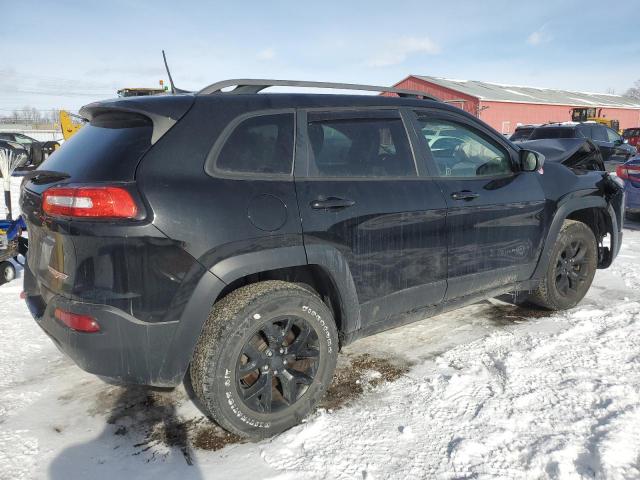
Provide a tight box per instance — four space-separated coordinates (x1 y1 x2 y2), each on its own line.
310 196 356 210
451 191 480 201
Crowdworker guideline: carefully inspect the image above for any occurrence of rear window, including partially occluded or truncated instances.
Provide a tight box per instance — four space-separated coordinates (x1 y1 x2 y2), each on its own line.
509 128 534 141
529 127 577 140
624 129 640 138
37 112 152 182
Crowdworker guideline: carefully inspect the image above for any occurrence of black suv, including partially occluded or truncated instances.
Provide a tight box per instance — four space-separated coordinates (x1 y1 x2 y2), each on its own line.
21 80 625 439
524 123 637 169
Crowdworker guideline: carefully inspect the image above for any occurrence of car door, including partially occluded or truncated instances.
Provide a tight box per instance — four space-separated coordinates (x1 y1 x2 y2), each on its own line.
294 108 448 327
409 109 547 300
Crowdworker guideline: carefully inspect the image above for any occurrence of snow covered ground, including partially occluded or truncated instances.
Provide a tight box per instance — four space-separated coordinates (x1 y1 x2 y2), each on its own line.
2 177 640 479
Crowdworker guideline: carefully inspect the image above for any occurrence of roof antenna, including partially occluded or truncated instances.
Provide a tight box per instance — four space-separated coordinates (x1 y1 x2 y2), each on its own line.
162 50 188 94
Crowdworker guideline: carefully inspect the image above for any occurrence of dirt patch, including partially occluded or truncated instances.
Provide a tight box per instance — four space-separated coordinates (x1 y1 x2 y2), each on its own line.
192 425 244 451
320 354 412 410
89 354 410 457
482 300 554 326
92 385 247 458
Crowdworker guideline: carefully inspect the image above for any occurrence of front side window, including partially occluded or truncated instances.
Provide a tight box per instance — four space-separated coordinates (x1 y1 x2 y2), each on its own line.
305 115 416 177
216 113 294 175
606 128 621 143
414 115 512 178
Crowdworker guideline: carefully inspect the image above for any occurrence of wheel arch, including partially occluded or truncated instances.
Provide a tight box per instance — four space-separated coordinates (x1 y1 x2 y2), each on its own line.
532 193 619 280
162 244 362 385
211 244 361 342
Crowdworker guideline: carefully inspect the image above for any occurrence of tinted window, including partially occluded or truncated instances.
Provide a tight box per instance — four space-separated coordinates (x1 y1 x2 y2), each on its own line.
305 115 415 177
529 127 577 140
509 128 535 141
623 129 640 138
606 128 621 143
415 115 512 178
216 113 294 175
0 133 14 141
38 112 152 182
576 125 592 139
591 125 608 142
14 134 35 144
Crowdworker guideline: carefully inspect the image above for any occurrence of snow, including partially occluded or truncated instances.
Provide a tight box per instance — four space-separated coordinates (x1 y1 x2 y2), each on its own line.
1 178 640 479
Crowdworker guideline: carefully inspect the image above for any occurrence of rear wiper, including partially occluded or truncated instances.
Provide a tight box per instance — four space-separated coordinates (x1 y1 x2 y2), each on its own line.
22 170 70 185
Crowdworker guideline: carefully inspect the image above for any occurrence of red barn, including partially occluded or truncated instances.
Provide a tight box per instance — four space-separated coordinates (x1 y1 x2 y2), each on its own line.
392 75 640 134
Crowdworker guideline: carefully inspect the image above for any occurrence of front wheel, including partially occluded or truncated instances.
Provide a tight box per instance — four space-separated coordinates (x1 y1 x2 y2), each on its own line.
530 220 597 310
190 281 338 439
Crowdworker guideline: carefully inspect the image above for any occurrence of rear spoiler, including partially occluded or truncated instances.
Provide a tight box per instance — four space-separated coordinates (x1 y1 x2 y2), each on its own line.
79 95 195 145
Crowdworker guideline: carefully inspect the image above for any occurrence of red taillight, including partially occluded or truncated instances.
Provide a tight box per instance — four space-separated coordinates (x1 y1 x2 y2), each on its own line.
54 308 100 333
616 165 640 180
42 186 138 219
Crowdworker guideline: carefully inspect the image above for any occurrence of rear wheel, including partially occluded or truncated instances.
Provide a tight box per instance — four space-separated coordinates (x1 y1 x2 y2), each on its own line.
190 280 338 439
530 220 597 310
0 261 16 285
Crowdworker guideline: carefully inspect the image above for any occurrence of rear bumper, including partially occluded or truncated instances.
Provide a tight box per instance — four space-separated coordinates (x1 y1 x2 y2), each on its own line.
27 293 180 385
24 261 225 387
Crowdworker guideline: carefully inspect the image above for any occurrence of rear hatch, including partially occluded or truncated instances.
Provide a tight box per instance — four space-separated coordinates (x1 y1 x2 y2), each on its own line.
21 95 194 307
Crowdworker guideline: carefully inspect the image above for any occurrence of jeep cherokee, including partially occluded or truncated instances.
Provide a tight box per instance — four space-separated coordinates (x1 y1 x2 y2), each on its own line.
20 79 625 439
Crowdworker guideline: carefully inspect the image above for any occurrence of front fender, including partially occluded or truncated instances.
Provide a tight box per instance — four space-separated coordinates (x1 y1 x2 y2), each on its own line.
531 190 617 280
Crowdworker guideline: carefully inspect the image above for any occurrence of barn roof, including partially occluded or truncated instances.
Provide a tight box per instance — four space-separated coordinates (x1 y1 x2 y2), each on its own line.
413 75 640 109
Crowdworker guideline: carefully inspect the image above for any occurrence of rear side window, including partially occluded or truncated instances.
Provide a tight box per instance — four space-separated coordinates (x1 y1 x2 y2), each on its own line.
591 125 608 142
38 112 152 182
215 113 294 175
304 115 416 177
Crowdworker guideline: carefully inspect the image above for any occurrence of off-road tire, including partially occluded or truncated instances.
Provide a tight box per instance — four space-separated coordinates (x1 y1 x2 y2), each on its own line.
529 220 597 310
0 261 15 285
190 280 338 439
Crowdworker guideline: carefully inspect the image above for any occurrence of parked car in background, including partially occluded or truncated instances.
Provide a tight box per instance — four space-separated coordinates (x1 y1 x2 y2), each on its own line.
523 123 637 171
616 156 640 218
0 139 29 168
0 132 60 167
622 128 640 149
21 79 624 440
509 124 538 142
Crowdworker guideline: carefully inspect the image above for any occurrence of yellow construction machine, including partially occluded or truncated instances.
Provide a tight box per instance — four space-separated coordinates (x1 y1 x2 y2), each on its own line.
571 107 620 132
59 110 85 141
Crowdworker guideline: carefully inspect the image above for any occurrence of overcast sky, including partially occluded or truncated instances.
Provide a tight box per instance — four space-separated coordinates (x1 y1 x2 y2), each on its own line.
2 0 639 113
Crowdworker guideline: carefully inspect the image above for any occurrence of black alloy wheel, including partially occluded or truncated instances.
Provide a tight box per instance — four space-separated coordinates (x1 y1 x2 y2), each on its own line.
554 240 590 296
237 317 320 413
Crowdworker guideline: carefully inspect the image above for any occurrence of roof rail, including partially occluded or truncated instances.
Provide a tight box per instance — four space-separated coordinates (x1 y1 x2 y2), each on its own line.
197 79 439 100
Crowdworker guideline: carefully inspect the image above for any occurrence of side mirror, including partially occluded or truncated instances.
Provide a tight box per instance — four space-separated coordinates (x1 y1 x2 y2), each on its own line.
520 149 545 172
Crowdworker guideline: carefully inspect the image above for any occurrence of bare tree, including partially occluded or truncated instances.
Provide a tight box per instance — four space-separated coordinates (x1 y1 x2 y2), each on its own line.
626 80 640 100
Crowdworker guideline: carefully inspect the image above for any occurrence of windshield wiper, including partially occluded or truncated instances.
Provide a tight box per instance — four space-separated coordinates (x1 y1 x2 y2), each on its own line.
22 170 70 185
